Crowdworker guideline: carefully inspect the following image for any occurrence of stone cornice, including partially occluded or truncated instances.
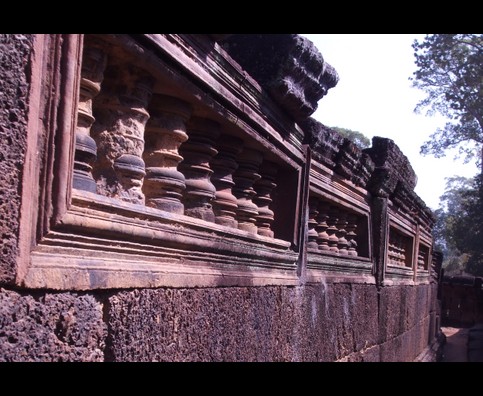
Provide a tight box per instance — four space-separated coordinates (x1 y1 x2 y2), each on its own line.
223 34 338 122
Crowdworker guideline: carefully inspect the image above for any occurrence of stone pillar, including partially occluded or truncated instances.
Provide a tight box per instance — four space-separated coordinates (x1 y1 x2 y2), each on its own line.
179 117 220 222
92 63 154 204
233 148 263 234
143 95 191 214
254 160 278 238
371 197 389 285
307 196 320 249
73 39 107 192
211 135 244 228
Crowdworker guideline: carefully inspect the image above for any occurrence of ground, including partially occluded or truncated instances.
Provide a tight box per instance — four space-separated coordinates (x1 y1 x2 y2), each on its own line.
441 324 483 362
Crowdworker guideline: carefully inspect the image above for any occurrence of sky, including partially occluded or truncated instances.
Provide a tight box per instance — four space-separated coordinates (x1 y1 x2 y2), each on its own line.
299 34 479 210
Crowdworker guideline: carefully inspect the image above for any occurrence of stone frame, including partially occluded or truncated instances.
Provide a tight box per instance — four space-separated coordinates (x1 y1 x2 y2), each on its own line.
383 201 432 285
304 154 375 284
16 34 309 291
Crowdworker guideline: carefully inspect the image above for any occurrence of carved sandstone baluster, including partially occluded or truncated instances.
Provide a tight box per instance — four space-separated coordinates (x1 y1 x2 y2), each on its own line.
92 64 154 204
211 135 244 228
307 196 320 249
396 235 405 266
316 202 331 251
233 148 263 234
418 249 425 270
336 210 349 255
178 117 220 222
327 206 340 253
253 160 278 238
143 95 192 214
346 213 358 256
388 231 397 265
73 39 107 192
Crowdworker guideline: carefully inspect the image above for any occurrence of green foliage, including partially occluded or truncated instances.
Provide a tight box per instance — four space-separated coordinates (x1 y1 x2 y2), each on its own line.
331 126 371 149
410 34 483 169
435 175 483 276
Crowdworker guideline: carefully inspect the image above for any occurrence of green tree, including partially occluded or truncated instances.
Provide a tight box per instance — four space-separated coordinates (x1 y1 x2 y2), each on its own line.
331 126 371 149
435 175 483 276
410 34 483 171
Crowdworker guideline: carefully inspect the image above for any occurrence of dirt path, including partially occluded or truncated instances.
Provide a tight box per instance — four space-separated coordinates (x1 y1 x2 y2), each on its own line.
441 327 469 362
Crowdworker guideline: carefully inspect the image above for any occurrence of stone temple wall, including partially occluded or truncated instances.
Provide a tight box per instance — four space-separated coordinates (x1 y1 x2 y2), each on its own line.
0 34 443 361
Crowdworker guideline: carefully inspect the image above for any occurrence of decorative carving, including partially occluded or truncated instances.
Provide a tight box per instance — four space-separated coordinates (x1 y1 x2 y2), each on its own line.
253 160 278 238
418 245 429 270
346 213 358 257
307 196 320 249
365 137 417 198
73 39 107 192
316 202 331 251
326 206 340 253
211 135 244 228
92 63 154 204
143 95 191 214
336 210 349 255
300 118 344 170
388 230 411 267
233 148 263 233
224 34 338 122
179 117 220 222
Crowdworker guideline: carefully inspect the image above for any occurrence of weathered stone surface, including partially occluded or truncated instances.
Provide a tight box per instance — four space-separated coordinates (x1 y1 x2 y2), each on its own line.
106 282 387 362
364 136 417 197
0 34 34 284
300 118 375 188
107 286 299 362
361 345 381 362
378 285 436 361
300 117 344 169
0 288 106 361
378 286 404 343
224 34 338 122
392 181 435 227
0 34 442 363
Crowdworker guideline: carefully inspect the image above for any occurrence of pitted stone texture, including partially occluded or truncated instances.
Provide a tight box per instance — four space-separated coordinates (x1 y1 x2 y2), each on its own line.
0 34 34 283
364 136 417 197
392 181 435 227
300 117 344 169
0 288 106 362
378 285 434 361
378 286 404 343
107 283 383 362
107 287 299 362
224 34 338 122
300 118 375 188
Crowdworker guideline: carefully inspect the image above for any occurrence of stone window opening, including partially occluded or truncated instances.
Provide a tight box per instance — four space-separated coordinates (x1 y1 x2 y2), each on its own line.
18 34 305 291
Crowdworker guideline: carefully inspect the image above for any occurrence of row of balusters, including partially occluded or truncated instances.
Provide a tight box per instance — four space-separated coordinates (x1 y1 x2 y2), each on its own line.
387 230 411 267
388 230 429 270
73 38 279 237
417 245 429 270
307 196 360 256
